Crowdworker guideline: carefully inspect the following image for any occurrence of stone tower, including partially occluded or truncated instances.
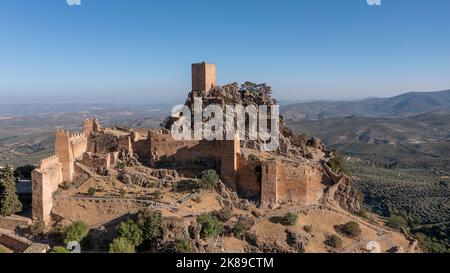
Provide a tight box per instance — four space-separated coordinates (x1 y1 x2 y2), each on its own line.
55 129 74 182
192 62 216 94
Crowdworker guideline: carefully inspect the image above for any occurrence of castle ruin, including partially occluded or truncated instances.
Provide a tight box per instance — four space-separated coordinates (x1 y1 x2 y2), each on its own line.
31 62 360 225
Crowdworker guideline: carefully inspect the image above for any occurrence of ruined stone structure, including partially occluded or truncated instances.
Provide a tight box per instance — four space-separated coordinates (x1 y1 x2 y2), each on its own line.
32 125 90 224
31 156 63 224
31 62 358 225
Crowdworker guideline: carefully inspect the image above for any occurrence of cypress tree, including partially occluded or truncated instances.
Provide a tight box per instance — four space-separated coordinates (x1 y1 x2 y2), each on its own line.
0 165 22 216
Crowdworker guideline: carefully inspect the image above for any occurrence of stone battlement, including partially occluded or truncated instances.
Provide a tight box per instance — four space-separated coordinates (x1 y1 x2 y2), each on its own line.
39 155 60 170
55 129 70 137
69 132 85 139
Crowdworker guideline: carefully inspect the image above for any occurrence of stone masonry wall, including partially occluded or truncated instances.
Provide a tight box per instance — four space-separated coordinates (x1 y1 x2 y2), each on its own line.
55 130 87 182
146 129 240 190
260 159 326 207
276 161 326 205
236 154 261 200
31 156 63 224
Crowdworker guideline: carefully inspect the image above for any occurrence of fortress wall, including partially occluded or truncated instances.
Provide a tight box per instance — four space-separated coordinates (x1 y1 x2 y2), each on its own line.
276 161 326 206
83 118 100 137
31 156 63 225
79 153 110 171
236 155 261 199
148 131 241 188
109 152 119 167
55 129 88 182
132 138 151 164
217 137 239 191
87 131 118 154
55 130 74 182
118 136 133 154
70 134 87 160
261 160 278 207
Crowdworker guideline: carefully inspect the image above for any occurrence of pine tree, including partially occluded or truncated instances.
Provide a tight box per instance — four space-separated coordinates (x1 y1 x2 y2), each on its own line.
0 165 22 216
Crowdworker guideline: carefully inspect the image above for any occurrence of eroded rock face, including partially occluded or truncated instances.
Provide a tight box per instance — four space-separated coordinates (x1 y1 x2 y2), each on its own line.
308 137 325 150
333 180 361 213
285 229 312 253
244 230 291 253
215 181 254 211
158 217 201 253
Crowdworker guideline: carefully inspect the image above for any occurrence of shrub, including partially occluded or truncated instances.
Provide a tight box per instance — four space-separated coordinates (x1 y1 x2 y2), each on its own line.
216 208 232 222
119 188 126 197
328 151 349 175
137 209 162 242
109 237 135 253
50 246 70 253
303 224 313 233
325 234 343 249
87 187 96 196
340 221 362 238
116 162 125 170
193 195 202 203
356 207 371 219
282 212 298 226
171 239 192 253
232 222 246 240
29 220 46 236
63 221 89 244
116 219 143 246
199 170 219 190
387 215 408 230
153 190 162 201
197 213 224 239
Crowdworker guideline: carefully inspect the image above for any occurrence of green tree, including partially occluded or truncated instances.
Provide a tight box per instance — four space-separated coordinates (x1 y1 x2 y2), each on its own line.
14 165 35 180
282 212 298 226
232 222 246 240
87 187 96 196
137 209 162 241
63 221 89 244
153 190 162 201
116 219 143 246
0 166 22 216
387 215 408 230
197 213 224 239
199 170 219 190
328 151 349 175
325 234 343 249
171 239 192 253
109 237 135 253
340 221 362 238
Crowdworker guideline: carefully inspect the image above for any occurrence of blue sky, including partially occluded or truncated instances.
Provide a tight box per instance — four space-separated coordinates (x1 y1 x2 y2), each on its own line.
1 0 450 104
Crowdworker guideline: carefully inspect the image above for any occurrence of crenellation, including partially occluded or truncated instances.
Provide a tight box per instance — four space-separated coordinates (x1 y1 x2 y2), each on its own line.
39 155 60 170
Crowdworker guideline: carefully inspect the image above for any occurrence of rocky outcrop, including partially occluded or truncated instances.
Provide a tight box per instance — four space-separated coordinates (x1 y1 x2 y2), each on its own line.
244 230 291 253
308 137 325 150
333 179 361 213
285 229 312 253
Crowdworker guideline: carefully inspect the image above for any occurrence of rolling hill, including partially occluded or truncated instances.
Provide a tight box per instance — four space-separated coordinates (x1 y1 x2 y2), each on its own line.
282 89 450 120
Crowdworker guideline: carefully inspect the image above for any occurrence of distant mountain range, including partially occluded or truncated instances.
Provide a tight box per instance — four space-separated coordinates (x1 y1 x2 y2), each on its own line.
282 89 450 120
